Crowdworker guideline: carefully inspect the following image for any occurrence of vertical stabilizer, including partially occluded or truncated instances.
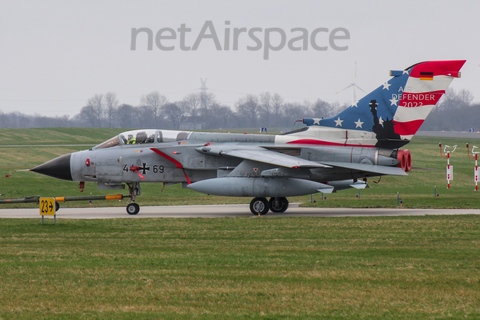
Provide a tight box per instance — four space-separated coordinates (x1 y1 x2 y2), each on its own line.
303 60 465 148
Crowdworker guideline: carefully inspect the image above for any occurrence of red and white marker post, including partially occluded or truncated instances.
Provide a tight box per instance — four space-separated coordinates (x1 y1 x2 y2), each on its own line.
439 144 456 189
466 144 479 191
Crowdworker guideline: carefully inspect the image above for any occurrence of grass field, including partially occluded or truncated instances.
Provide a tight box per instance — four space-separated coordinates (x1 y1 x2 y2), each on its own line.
0 216 479 319
1 128 480 209
1 129 480 319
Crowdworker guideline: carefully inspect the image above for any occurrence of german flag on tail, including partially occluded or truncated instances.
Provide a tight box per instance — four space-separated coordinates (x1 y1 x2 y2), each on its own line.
420 71 434 80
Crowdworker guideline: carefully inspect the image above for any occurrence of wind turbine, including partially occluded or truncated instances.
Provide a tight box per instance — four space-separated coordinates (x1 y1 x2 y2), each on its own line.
336 61 366 105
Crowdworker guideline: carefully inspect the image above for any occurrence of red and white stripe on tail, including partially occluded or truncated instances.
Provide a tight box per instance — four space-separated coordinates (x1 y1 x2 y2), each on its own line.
393 60 466 140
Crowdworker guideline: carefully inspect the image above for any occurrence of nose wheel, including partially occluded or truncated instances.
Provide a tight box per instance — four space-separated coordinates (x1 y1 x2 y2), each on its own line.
126 203 140 215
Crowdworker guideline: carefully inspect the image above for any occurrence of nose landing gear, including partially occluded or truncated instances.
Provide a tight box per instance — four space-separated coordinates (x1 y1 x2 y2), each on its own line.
126 182 141 215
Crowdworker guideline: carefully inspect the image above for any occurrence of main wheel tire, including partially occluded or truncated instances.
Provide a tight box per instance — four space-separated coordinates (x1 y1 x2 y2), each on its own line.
126 203 140 215
250 197 269 215
269 197 289 213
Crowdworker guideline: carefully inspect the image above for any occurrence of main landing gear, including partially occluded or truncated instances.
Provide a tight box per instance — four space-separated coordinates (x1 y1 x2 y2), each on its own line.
250 197 289 215
126 182 141 215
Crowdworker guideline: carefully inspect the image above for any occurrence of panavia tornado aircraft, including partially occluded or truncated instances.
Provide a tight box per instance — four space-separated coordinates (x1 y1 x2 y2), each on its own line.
31 60 465 215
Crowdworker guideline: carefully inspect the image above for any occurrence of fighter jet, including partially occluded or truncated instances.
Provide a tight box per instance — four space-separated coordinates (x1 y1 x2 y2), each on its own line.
31 60 465 215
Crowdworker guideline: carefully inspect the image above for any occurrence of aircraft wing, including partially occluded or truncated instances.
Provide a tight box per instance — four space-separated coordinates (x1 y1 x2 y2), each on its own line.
196 145 331 168
197 146 406 174
320 161 408 176
223 149 331 168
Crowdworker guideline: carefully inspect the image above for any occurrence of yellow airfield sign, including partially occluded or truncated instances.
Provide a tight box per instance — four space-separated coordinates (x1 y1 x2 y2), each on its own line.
39 198 56 216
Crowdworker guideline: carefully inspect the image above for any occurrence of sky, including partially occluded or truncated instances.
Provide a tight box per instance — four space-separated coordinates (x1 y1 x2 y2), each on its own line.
0 0 479 117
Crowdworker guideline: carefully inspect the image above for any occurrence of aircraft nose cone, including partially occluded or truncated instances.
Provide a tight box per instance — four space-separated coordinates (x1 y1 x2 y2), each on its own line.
31 154 72 181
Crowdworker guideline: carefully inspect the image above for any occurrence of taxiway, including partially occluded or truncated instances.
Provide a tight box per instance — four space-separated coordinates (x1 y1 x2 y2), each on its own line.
1 203 480 219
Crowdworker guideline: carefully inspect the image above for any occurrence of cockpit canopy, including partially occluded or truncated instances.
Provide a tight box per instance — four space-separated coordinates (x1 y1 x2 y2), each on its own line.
93 129 192 149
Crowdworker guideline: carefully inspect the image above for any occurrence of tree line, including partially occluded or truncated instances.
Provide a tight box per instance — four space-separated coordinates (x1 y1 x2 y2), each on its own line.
420 89 476 131
0 89 476 132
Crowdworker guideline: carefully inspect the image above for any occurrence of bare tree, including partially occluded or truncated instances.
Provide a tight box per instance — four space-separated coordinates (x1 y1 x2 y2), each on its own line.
311 99 334 118
162 102 183 129
140 91 167 128
116 104 136 128
137 105 155 128
86 94 104 127
427 88 475 131
203 103 234 129
330 101 347 115
457 89 474 108
259 92 272 127
181 93 201 123
236 95 259 128
438 88 474 111
104 92 119 128
282 101 313 126
79 106 97 127
271 93 284 126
